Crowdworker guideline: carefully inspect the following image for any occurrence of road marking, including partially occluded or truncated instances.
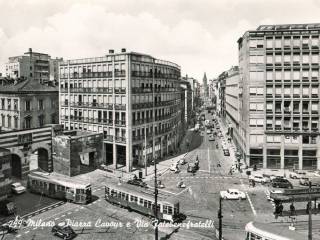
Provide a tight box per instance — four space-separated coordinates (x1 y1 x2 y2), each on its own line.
175 187 191 196
67 212 72 215
54 217 59 220
81 206 84 209
159 189 176 195
32 227 37 230
207 148 210 174
16 234 21 238
240 179 256 216
24 231 30 234
75 209 79 212
61 215 65 217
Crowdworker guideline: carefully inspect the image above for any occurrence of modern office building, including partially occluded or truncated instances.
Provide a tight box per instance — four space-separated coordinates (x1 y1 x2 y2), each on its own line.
59 49 182 173
180 80 192 128
223 66 240 141
0 79 59 131
238 23 320 170
5 48 62 85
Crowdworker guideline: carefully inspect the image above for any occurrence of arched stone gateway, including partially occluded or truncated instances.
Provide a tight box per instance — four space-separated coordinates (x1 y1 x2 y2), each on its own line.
27 142 52 173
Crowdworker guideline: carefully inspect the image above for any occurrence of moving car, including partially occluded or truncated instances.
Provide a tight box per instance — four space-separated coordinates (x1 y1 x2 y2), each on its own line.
220 189 246 200
187 163 198 173
271 178 293 188
299 177 320 186
223 149 230 156
169 164 180 173
127 179 148 188
249 174 268 184
206 129 211 134
208 135 215 141
289 170 307 179
11 182 26 194
52 223 77 240
178 158 187 165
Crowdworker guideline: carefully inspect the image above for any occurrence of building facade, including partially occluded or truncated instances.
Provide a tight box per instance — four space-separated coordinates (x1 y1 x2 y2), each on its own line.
0 148 12 202
5 48 62 85
238 23 320 170
180 80 192 128
224 66 240 143
59 49 182 173
0 79 59 131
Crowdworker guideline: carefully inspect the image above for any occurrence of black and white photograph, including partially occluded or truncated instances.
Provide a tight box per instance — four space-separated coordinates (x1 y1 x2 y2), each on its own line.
1 0 320 239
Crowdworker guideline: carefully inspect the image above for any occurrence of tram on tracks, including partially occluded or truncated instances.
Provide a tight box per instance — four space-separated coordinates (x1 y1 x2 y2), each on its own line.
105 182 185 223
28 171 92 204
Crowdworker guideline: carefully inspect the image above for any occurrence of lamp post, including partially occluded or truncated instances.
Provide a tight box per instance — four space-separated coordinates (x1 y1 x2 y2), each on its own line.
154 156 158 240
218 196 223 240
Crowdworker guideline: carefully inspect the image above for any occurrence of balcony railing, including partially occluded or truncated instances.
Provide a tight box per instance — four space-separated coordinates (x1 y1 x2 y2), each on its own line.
115 136 126 143
104 135 114 142
114 70 126 77
60 71 113 79
114 87 126 94
115 104 126 110
115 120 126 126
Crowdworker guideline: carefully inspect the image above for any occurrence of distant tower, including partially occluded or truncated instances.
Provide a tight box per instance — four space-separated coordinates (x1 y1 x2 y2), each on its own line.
203 72 208 97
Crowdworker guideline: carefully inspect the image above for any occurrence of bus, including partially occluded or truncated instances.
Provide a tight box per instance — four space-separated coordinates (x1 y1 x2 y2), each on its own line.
105 182 184 223
27 171 92 204
245 221 305 240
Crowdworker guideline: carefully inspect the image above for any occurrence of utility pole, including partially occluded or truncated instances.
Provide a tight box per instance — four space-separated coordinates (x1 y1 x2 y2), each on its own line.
154 157 158 240
308 181 312 240
218 197 223 240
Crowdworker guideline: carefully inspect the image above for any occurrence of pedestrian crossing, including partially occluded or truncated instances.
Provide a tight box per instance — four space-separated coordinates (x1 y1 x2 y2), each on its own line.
160 175 236 180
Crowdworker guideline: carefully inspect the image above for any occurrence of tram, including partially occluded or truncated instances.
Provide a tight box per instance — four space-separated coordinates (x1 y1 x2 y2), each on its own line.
27 171 92 204
105 182 184 223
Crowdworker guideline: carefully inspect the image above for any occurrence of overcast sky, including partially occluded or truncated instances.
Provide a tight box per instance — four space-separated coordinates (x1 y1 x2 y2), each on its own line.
1 0 320 82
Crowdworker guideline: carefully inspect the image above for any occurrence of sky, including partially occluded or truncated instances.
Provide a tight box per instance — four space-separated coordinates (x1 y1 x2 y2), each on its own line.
1 0 320 82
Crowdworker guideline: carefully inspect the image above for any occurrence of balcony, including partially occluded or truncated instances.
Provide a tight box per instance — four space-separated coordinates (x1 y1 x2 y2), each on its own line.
114 87 126 94
115 136 126 143
103 119 113 125
115 120 126 127
104 135 113 142
115 104 126 110
114 70 126 77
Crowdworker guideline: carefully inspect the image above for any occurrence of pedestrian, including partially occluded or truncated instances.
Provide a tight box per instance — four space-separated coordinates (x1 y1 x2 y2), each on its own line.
290 203 295 216
279 203 284 216
252 180 255 188
306 202 311 214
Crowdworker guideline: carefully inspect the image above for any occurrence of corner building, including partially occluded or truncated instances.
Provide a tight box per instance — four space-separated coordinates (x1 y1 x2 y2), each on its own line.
238 24 320 170
59 50 182 172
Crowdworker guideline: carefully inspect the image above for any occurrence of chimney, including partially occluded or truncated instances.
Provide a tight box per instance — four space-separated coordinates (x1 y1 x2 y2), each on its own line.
121 48 126 53
109 49 114 54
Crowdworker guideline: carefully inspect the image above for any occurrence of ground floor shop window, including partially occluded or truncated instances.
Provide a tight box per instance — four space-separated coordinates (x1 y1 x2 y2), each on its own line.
303 150 317 170
284 149 299 169
249 148 263 168
267 149 281 168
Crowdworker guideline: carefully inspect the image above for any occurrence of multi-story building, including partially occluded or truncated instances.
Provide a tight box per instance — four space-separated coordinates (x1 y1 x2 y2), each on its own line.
238 23 320 170
59 49 182 173
224 66 240 141
0 148 12 202
5 48 62 85
180 80 192 128
0 79 59 131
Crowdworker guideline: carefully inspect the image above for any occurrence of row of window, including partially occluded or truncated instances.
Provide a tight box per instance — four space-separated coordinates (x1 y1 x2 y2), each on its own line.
249 36 320 49
250 54 320 64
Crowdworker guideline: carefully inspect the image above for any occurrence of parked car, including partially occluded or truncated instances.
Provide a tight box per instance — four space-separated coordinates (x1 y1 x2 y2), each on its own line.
289 170 307 179
208 135 215 141
223 149 230 156
206 129 211 134
271 178 293 188
267 189 283 201
11 182 26 194
249 174 268 184
127 179 148 188
52 223 77 240
220 189 246 200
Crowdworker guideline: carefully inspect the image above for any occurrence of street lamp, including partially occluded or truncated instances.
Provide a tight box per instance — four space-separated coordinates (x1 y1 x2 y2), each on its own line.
153 156 159 240
218 197 223 240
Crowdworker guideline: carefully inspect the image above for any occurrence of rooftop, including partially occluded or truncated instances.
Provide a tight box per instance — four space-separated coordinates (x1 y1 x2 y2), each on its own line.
257 23 320 31
0 78 58 93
